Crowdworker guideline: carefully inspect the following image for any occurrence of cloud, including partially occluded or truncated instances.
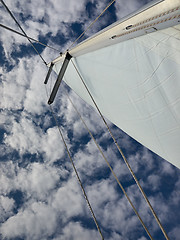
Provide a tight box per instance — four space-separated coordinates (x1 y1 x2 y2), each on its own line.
16 163 62 200
0 0 179 240
4 115 43 155
41 126 66 163
168 175 180 208
51 176 85 221
169 226 180 240
0 196 15 222
0 201 57 240
115 0 151 20
0 59 29 110
3 113 67 163
54 221 100 240
0 161 18 196
0 55 48 114
73 139 107 179
0 160 68 239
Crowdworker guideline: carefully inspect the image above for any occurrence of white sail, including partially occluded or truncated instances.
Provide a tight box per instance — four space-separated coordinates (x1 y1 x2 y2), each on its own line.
51 0 180 169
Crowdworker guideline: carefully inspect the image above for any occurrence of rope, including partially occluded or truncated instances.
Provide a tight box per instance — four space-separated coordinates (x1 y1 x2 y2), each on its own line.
0 23 60 52
66 93 153 240
68 0 116 50
44 86 104 240
0 0 47 65
71 59 169 240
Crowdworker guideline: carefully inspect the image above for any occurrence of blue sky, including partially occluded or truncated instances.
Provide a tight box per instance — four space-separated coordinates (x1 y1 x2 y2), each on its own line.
0 0 180 239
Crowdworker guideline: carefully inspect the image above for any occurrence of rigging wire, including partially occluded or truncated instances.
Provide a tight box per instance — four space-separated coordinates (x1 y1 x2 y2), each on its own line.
0 0 47 65
0 23 60 52
0 1 102 231
0 0 169 238
1 0 104 235
66 93 153 240
71 59 170 240
68 0 116 50
44 85 104 240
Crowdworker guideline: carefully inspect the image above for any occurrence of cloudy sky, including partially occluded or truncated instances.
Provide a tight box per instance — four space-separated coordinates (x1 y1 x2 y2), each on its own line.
0 0 180 239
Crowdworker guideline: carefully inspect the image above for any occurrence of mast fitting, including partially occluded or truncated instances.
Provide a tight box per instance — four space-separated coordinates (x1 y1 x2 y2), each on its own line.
48 52 72 105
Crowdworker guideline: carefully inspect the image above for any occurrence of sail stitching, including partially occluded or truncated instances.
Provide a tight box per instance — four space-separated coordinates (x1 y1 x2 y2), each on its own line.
65 92 154 240
44 85 104 240
71 59 170 240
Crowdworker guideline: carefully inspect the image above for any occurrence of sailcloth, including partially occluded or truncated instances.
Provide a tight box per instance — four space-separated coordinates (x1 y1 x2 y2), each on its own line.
51 0 180 168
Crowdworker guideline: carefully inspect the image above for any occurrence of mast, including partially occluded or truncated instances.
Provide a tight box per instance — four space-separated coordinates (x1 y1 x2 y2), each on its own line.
52 0 179 61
